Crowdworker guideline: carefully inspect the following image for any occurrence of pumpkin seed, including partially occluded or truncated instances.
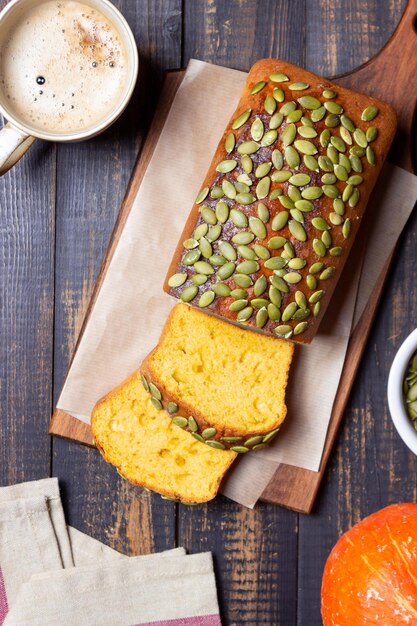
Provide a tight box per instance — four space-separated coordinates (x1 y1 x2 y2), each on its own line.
212 283 231 296
322 184 339 199
268 285 282 307
225 132 235 153
301 187 322 200
261 130 278 147
256 177 271 199
340 115 355 132
321 173 336 185
303 155 319 171
141 375 149 392
297 95 321 109
268 236 287 249
192 274 208 285
232 109 252 129
324 101 343 114
231 446 250 453
285 146 300 168
294 321 308 335
268 302 281 321
349 188 360 207
293 307 311 320
205 225 221 243
251 117 264 141
222 180 236 199
282 302 298 321
254 275 268 296
195 187 209 204
366 145 376 166
271 211 289 230
340 126 352 145
237 306 253 322
320 267 335 280
221 436 243 442
238 245 257 260
192 433 205 443
151 398 163 411
180 285 198 302
329 212 343 225
209 255 226 267
199 290 215 307
188 416 198 432
255 162 272 179
274 324 293 337
194 223 209 239
350 155 362 173
236 192 255 205
290 208 304 222
264 95 277 115
309 262 324 275
320 129 331 148
309 290 324 304
318 155 334 172
312 217 330 231
248 216 266 239
361 105 379 121
366 126 378 142
313 238 326 257
330 246 342 256
216 159 237 173
353 128 367 148
168 273 187 288
265 256 287 271
333 198 345 215
342 184 353 202
210 185 224 199
306 274 317 289
183 249 201 265
241 154 253 173
287 109 303 123
218 240 237 262
230 288 247 299
322 89 337 99
254 244 270 260
322 231 332 248
173 416 188 428
284 272 302 284
298 126 317 139
348 174 363 186
244 436 264 447
194 261 214 275
311 106 326 122
339 153 351 172
342 218 351 238
289 82 309 90
238 141 261 155
236 260 259 274
289 173 311 187
183 238 199 249
288 219 307 241
229 298 248 312
280 101 297 115
294 140 317 155
251 80 266 94
282 123 296 146
232 231 254 245
206 440 226 449
230 208 248 228
350 146 366 157
284 241 295 258
215 201 228 224
251 298 270 309
272 149 283 170
272 87 285 102
325 114 340 127
269 112 284 129
257 202 270 222
270 72 289 82
331 136 346 152
271 170 292 183
334 164 348 181
199 237 213 258
288 258 306 270
217 262 236 280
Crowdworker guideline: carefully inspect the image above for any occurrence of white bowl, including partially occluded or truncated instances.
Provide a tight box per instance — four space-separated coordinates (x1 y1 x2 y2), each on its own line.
388 328 417 455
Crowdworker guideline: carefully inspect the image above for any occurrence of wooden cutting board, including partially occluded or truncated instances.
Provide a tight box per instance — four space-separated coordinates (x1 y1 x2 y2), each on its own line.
49 0 417 513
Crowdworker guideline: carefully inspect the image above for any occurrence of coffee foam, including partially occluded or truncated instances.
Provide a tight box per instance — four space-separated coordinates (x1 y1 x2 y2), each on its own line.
0 1 130 135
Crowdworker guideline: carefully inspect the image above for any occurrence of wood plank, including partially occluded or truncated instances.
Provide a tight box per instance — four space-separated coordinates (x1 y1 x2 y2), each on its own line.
181 3 304 624
0 58 56 487
51 0 182 553
297 1 410 623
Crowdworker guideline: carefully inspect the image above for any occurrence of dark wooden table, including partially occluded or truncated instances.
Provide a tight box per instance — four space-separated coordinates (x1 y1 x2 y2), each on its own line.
1 1 416 624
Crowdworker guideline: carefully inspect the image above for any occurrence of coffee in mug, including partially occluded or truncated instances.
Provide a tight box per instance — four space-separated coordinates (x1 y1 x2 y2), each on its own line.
0 0 138 174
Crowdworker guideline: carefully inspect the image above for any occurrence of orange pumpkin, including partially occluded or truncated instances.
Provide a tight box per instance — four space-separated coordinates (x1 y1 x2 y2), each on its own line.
321 503 417 625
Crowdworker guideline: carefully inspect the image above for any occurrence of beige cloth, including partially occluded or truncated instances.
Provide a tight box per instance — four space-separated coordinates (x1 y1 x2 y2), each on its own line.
0 479 221 626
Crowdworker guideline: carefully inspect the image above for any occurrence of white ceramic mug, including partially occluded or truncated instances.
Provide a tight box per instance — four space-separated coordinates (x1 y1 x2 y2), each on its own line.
0 0 138 175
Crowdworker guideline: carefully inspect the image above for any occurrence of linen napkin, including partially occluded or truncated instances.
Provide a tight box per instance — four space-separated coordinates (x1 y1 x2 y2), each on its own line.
0 479 221 626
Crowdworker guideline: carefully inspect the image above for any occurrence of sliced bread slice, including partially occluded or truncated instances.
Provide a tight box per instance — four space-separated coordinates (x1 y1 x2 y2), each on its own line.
91 370 236 503
140 303 294 452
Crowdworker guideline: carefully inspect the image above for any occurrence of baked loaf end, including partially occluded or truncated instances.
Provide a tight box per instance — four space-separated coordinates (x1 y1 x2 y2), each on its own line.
140 303 294 452
164 58 397 344
91 370 236 503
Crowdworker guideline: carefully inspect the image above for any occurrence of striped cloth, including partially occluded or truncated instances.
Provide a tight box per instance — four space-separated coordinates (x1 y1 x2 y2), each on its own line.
0 479 222 626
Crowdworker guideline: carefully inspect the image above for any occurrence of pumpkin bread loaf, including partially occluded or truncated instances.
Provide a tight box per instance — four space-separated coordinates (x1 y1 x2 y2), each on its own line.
140 303 294 452
164 58 396 344
91 370 237 503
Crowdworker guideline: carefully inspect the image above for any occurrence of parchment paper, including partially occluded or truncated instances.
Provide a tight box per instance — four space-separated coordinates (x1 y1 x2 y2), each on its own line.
56 59 417 508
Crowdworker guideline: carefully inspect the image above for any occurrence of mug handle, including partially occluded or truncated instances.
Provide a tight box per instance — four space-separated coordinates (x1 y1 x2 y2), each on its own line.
0 122 36 175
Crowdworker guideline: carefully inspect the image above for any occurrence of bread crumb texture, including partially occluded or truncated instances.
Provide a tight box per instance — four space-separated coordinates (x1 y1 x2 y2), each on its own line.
147 303 294 434
92 370 236 503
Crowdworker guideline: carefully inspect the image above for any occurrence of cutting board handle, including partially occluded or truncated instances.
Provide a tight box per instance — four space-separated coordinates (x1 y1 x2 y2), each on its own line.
335 0 417 172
